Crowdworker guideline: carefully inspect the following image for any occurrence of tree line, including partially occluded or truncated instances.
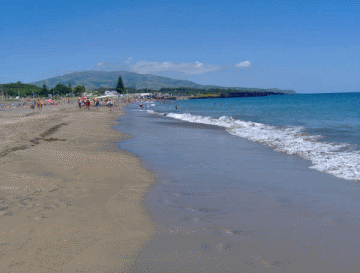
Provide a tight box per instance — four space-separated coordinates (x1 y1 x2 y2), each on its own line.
0 76 290 98
0 82 87 98
0 76 127 98
156 87 286 96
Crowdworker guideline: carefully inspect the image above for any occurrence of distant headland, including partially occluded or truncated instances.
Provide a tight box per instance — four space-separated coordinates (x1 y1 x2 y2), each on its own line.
30 70 296 94
0 70 295 99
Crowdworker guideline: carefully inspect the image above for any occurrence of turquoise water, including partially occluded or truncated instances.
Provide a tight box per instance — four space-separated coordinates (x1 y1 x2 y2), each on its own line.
143 92 360 181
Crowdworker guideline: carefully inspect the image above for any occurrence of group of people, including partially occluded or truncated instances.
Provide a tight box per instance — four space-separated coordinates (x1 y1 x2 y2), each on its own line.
16 97 117 112
34 99 57 110
30 99 44 111
32 99 67 110
78 97 113 111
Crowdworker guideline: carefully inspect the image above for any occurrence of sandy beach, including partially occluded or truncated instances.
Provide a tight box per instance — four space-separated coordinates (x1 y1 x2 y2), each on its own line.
0 102 156 272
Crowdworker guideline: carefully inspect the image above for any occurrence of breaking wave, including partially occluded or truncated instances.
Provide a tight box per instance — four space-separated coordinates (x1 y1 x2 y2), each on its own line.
148 111 360 181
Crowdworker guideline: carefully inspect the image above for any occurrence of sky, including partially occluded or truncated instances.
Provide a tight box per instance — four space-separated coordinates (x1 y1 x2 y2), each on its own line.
1 0 359 93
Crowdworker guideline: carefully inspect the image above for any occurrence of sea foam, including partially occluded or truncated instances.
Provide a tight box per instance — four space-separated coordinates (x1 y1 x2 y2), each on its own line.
158 112 360 181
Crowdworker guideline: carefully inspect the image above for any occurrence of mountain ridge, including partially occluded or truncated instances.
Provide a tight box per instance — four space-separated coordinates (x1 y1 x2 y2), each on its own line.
30 70 296 94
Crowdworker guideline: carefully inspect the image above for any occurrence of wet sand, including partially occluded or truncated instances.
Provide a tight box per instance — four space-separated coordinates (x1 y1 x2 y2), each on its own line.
0 103 156 272
117 106 360 273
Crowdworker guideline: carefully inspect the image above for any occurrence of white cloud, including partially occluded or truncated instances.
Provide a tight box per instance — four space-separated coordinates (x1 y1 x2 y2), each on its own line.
96 61 106 67
95 59 253 74
130 61 221 75
125 57 134 64
236 60 251 68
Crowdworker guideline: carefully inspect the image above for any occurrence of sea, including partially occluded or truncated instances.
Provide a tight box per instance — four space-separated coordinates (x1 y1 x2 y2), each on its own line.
114 92 360 273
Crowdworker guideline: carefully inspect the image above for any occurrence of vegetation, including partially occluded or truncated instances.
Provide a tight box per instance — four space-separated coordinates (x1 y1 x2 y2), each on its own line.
0 81 88 99
116 76 125 94
53 84 72 97
0 82 42 97
150 87 294 97
0 71 295 99
30 71 211 90
73 85 86 96
30 70 295 94
95 87 110 94
158 87 295 95
41 82 48 96
0 80 294 101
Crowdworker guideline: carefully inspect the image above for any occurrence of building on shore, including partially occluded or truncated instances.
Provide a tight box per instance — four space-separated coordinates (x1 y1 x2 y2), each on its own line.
104 90 121 97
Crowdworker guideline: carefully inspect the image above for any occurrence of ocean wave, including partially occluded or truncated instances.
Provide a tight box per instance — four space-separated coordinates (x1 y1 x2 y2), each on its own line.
158 112 360 181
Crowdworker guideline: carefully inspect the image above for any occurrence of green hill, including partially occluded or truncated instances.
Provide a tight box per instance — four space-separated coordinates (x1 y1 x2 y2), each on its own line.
30 70 296 94
31 70 205 91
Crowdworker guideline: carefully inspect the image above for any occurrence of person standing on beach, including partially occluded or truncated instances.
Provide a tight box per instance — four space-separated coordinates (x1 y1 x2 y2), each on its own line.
86 98 91 110
78 98 82 109
107 98 113 110
37 99 43 111
95 99 100 111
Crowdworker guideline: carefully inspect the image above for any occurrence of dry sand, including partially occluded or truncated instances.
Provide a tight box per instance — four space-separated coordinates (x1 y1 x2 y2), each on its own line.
0 103 156 272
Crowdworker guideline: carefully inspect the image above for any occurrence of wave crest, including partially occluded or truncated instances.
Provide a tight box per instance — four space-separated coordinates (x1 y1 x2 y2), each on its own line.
160 112 360 181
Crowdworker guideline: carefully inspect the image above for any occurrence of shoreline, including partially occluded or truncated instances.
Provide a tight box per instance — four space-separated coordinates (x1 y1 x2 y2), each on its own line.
114 104 360 272
0 103 156 272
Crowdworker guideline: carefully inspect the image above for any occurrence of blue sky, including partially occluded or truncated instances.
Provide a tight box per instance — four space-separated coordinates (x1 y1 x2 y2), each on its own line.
1 0 359 93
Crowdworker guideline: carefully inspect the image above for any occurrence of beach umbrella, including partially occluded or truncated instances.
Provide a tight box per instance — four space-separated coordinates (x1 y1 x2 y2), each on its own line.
46 99 54 102
82 97 87 99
